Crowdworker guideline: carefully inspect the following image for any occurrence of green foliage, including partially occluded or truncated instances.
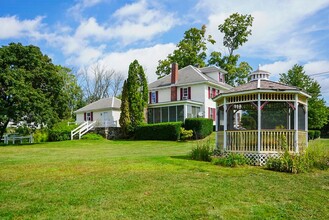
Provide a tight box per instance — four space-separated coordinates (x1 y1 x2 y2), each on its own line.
279 64 329 129
119 80 131 137
33 129 48 143
308 130 315 140
135 122 182 141
0 43 81 139
209 13 254 86
15 125 32 136
126 60 148 131
156 25 214 78
81 133 104 140
241 114 256 129
180 127 193 141
190 140 212 162
184 118 213 139
212 153 247 167
307 140 329 170
48 121 77 142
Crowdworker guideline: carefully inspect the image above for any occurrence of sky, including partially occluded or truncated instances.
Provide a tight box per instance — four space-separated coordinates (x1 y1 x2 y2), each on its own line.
1 0 329 104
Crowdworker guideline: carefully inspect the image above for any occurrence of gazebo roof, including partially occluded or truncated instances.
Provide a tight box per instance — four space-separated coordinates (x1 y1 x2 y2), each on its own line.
221 79 307 95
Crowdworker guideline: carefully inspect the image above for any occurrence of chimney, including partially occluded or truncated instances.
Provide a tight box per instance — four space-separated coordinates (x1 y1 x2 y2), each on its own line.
170 63 178 101
171 63 178 84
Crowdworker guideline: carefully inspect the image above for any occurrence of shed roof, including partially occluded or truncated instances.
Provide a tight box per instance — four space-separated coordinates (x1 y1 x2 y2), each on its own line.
75 97 121 113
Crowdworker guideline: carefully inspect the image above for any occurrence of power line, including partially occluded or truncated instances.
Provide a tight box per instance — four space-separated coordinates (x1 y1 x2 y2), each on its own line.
309 71 329 77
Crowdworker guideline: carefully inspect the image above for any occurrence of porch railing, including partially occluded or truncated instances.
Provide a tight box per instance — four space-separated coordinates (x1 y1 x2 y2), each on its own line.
217 130 307 153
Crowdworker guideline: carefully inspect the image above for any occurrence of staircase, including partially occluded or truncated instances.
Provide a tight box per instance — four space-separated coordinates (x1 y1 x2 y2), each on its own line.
71 121 96 140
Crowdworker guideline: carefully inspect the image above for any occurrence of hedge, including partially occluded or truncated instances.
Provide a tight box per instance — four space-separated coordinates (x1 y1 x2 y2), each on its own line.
135 122 182 141
308 130 321 140
184 118 213 139
48 121 77 142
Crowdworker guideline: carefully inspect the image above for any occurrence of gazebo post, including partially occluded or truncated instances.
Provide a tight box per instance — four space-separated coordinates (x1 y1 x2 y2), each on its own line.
305 99 308 148
257 93 261 153
294 94 299 153
223 97 227 151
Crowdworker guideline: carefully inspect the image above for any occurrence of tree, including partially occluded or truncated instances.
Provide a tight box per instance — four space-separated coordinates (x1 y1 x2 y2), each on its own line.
110 72 125 97
279 64 329 129
209 13 254 86
156 25 215 78
126 60 148 130
0 43 76 138
119 80 131 137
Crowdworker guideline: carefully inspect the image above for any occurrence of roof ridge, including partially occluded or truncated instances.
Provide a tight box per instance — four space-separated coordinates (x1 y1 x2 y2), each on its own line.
190 65 208 81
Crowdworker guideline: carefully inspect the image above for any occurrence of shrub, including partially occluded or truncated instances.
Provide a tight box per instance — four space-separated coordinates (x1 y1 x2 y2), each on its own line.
81 133 104 140
307 141 329 170
184 118 213 139
180 127 193 141
212 153 248 167
314 130 321 139
15 125 32 136
135 122 182 141
190 140 212 162
48 121 77 142
33 129 48 143
308 130 315 140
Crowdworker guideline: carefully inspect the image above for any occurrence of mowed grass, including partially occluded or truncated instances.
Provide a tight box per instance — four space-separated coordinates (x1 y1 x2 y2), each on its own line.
0 136 329 219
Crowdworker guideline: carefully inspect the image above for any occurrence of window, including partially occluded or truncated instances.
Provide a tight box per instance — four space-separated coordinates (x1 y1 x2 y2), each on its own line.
150 91 158 104
208 108 216 121
86 112 93 121
180 87 191 100
182 88 188 99
169 106 176 122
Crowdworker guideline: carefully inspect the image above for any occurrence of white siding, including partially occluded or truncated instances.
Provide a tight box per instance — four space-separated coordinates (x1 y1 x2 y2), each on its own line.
205 72 219 82
158 88 171 102
75 109 121 127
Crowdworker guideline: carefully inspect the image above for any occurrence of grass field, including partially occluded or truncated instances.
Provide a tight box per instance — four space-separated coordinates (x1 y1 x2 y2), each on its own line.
1 136 329 219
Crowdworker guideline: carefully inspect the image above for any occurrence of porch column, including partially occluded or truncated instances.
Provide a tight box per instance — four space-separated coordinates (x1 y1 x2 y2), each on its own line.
223 97 227 151
294 94 299 153
215 105 219 149
257 93 261 152
184 104 188 120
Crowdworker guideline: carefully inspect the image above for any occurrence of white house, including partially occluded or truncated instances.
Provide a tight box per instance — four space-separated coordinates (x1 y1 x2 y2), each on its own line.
147 63 232 125
75 97 121 127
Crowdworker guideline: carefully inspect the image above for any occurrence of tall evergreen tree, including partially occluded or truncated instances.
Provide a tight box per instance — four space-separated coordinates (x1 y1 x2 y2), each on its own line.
126 60 148 130
279 64 329 129
119 80 131 137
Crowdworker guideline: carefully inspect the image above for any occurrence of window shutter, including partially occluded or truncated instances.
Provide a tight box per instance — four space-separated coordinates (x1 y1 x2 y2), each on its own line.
212 108 216 121
149 92 152 104
188 87 191 99
156 91 158 103
180 88 183 100
84 112 86 121
212 88 216 98
91 112 93 121
208 87 210 99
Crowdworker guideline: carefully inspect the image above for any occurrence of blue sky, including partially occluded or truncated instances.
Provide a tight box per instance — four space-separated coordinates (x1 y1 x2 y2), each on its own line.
1 0 329 104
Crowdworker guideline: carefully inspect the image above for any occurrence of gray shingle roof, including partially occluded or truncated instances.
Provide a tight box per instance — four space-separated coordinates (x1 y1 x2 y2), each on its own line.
149 65 231 89
75 97 121 113
222 79 305 94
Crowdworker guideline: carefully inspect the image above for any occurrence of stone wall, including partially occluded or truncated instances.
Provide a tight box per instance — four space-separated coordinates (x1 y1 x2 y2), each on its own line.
93 127 122 140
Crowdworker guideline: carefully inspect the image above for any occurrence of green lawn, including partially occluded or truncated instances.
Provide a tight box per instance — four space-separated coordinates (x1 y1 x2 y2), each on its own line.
1 136 328 219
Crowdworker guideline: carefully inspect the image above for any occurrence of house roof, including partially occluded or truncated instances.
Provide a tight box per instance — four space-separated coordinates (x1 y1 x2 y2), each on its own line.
149 65 232 90
75 97 121 113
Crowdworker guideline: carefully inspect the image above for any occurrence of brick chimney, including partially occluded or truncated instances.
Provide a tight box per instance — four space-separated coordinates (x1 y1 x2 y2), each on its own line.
171 63 178 101
171 63 178 84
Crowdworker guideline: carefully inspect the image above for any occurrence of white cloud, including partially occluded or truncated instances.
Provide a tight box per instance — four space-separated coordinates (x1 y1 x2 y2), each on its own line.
95 43 176 82
0 16 43 39
67 0 104 20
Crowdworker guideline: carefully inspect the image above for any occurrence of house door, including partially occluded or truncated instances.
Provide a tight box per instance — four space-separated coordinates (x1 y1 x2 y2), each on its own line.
102 112 109 127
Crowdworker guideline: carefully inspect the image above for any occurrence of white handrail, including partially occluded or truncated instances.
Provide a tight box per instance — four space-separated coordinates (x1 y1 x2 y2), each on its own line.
71 121 88 140
71 121 97 140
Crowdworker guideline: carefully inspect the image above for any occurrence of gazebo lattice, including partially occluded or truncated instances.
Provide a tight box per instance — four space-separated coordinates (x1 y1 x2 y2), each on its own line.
214 68 310 165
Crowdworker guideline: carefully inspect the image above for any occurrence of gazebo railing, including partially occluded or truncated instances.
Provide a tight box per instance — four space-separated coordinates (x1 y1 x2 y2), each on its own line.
217 130 306 153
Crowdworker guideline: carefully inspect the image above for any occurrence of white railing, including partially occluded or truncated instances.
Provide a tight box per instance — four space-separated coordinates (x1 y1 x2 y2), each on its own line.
1 134 33 144
71 121 96 140
218 130 302 153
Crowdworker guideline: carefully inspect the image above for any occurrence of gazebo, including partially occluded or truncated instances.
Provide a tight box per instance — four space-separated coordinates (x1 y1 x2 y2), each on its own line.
213 67 311 165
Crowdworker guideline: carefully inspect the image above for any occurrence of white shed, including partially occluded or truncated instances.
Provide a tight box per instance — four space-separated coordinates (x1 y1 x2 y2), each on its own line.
75 97 121 127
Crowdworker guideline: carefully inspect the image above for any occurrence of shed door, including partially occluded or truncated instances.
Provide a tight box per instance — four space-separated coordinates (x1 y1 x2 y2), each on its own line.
103 112 109 127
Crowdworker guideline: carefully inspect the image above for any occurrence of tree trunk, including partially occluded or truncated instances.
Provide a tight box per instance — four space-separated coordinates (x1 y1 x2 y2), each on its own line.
0 119 10 140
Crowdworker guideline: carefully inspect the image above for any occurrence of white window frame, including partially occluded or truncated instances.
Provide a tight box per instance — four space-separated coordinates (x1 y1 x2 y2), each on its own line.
182 88 188 99
151 91 157 103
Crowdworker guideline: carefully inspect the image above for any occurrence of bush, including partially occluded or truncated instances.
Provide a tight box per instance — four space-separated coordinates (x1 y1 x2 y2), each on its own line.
33 129 48 143
81 133 104 140
15 125 32 136
48 121 77 142
190 141 212 162
314 130 321 139
184 118 213 139
308 130 315 140
307 141 329 170
212 153 248 167
135 122 182 141
180 127 193 141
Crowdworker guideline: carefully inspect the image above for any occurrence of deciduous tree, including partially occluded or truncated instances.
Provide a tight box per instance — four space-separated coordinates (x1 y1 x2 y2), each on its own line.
279 64 329 129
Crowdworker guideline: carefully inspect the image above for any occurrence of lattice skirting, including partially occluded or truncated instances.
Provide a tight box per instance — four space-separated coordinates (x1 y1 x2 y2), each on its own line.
215 151 283 166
